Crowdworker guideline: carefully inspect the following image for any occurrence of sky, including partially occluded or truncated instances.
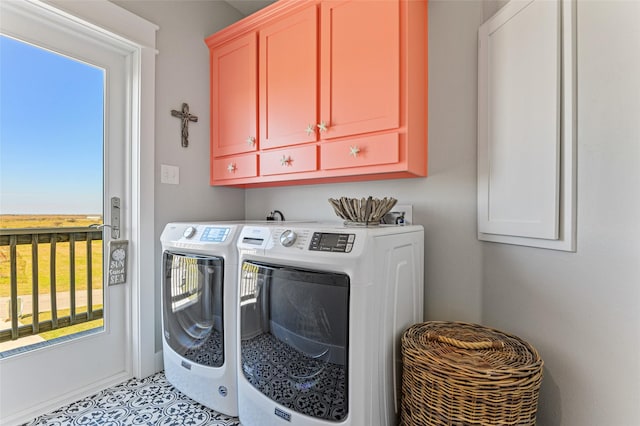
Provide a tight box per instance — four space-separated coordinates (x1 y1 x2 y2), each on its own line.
0 35 104 215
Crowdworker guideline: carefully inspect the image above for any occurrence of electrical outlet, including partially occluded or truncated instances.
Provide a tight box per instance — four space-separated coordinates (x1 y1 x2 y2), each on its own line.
383 204 413 225
161 164 179 185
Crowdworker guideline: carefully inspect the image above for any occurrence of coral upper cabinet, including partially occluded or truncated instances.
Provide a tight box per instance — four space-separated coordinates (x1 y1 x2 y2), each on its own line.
210 33 258 158
260 4 318 149
206 0 428 187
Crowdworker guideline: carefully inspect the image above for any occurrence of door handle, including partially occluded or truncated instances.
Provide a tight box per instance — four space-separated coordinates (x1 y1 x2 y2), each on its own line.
89 196 120 239
90 224 120 240
110 197 120 239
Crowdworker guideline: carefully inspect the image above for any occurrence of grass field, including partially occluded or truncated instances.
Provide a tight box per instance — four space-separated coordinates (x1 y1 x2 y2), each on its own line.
0 214 102 229
0 215 104 298
21 306 104 340
1 215 105 345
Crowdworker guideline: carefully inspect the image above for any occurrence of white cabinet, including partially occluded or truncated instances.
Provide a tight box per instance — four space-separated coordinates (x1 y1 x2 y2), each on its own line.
477 0 576 251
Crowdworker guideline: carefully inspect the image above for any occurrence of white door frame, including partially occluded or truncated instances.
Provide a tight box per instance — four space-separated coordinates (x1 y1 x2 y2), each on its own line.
41 0 159 379
0 1 157 423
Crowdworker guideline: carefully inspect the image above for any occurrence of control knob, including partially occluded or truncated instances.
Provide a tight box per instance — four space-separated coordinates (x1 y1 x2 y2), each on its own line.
183 226 196 239
280 230 297 247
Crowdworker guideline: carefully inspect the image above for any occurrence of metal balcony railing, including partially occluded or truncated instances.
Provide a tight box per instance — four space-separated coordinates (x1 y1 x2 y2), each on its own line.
0 227 104 343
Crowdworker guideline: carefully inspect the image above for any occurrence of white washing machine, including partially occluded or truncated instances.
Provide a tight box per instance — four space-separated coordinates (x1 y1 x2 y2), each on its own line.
235 222 424 426
160 221 244 416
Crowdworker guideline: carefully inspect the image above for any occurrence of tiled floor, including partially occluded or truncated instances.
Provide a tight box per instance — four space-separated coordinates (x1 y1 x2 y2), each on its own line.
22 372 240 426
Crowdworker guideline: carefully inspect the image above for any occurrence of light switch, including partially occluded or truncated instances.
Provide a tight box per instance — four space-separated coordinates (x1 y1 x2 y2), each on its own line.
161 164 179 185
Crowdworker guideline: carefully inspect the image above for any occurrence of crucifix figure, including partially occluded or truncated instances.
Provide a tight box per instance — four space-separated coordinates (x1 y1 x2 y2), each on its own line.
171 103 198 147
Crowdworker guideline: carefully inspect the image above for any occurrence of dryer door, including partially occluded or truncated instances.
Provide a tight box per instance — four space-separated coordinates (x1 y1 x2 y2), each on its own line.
239 260 350 421
162 251 224 367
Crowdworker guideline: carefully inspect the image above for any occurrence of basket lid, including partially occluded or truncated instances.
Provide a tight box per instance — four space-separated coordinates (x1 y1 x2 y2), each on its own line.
402 321 543 378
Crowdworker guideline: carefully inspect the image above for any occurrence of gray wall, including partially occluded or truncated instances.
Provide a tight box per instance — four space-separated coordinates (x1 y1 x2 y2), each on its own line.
244 0 485 324
480 1 640 425
113 0 246 353
114 1 640 424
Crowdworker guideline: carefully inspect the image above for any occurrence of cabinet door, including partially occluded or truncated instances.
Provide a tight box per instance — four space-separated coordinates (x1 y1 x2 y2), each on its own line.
477 0 576 251
211 153 258 183
211 32 257 157
260 5 318 149
320 0 399 139
321 133 399 170
260 145 318 176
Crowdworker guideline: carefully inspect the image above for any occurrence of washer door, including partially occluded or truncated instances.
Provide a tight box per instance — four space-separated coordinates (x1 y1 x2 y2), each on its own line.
162 251 224 367
240 260 350 421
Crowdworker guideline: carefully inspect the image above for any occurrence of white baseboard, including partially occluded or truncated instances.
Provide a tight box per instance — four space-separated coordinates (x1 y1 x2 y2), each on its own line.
0 371 130 426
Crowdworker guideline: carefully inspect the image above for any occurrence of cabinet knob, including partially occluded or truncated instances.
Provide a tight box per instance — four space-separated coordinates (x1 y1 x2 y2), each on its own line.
280 155 292 166
349 145 360 158
246 136 256 147
305 123 315 136
227 163 237 173
317 121 328 133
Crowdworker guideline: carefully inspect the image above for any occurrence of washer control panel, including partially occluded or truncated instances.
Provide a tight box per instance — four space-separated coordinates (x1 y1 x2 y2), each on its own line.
199 226 231 243
270 227 311 250
237 226 359 253
309 232 355 253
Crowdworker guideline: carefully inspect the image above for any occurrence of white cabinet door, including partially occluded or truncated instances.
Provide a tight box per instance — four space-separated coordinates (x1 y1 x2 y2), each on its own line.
478 0 576 251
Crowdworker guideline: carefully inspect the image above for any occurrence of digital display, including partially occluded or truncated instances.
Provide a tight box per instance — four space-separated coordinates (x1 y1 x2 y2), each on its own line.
309 232 355 253
319 233 340 246
199 227 230 242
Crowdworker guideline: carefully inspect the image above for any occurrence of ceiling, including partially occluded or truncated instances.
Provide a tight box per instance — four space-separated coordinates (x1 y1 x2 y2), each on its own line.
224 0 275 16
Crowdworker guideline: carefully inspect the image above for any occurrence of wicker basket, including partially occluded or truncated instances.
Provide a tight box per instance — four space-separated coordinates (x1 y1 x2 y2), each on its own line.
400 321 543 426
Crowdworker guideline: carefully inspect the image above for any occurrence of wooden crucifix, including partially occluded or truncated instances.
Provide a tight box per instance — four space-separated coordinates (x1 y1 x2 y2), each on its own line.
171 103 198 147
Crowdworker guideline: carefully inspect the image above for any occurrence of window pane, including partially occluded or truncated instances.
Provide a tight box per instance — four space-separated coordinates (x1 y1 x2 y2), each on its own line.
0 35 105 354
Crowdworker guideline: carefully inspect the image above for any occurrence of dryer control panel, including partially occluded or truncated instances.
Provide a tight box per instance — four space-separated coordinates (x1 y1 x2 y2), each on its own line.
309 232 355 253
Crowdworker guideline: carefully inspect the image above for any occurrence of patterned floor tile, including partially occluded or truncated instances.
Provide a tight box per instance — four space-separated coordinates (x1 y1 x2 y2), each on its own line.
22 372 240 426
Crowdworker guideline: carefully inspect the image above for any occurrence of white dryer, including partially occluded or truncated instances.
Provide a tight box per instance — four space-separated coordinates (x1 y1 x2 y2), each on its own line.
160 221 244 416
236 222 424 426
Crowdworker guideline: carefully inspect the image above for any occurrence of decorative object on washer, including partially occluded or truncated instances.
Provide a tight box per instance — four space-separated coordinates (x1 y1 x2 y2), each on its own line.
328 196 397 225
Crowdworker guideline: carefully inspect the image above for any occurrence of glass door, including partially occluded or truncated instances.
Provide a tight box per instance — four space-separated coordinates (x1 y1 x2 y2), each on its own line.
240 260 350 421
162 252 224 367
0 2 134 422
